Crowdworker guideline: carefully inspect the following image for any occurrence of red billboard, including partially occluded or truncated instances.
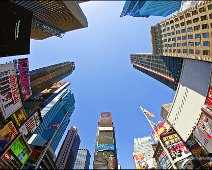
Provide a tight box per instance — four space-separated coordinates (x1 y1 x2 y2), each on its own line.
205 87 212 107
18 58 32 101
0 63 22 119
99 112 112 127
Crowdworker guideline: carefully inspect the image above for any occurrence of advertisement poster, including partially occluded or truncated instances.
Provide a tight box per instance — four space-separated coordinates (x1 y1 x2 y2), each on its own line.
0 63 22 119
197 112 212 140
205 87 212 107
2 134 32 169
19 111 41 138
152 120 172 141
18 58 32 101
11 108 27 127
133 153 145 169
97 144 114 151
0 121 18 154
98 131 113 144
186 137 205 157
158 151 171 169
99 112 112 127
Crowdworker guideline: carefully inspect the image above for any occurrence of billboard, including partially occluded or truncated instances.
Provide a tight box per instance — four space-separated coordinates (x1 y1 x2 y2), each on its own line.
186 137 205 157
193 111 212 153
98 131 113 144
152 120 172 141
97 144 114 151
11 107 27 127
19 110 42 138
99 112 112 127
18 58 32 101
0 63 22 119
0 121 18 154
205 87 212 107
1 134 32 169
157 151 171 169
133 153 145 169
0 1 32 57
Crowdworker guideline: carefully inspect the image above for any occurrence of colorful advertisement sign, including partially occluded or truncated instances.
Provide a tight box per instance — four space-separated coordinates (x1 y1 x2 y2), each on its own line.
99 112 112 127
0 63 22 119
0 1 33 57
98 131 113 144
186 137 205 157
11 108 27 127
205 87 212 107
158 151 171 169
152 120 172 141
97 144 114 151
18 58 32 101
19 111 41 138
0 121 18 154
1 134 32 169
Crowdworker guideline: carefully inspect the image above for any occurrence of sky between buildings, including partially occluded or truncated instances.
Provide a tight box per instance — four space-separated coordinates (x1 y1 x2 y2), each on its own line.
0 1 175 169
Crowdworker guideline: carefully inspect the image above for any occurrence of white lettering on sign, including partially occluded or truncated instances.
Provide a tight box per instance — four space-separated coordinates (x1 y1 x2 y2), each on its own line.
15 20 20 40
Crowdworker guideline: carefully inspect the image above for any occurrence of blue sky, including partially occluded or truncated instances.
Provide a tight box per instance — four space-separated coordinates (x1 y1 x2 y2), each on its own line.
1 1 175 169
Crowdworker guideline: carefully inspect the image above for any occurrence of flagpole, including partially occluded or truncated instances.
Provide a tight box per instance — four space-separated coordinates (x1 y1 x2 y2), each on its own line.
139 106 177 169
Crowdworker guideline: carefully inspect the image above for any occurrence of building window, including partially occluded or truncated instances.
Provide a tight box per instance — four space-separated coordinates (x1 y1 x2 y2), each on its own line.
181 28 186 33
202 32 209 38
175 24 180 28
201 15 207 21
187 27 193 32
177 36 181 40
170 20 174 24
180 15 184 20
173 43 176 47
168 38 171 42
175 18 179 22
169 49 172 52
195 33 201 38
203 50 209 55
165 49 168 52
164 39 167 42
202 24 208 29
186 13 191 18
177 49 181 53
188 42 194 46
164 34 167 37
177 43 181 47
193 17 199 23
208 4 212 10
183 49 187 53
173 49 176 53
168 33 171 36
192 10 198 15
210 14 212 19
182 42 187 46
163 28 166 32
195 42 201 46
186 20 192 25
172 37 176 41
194 25 200 31
196 50 200 54
181 22 185 26
176 30 180 34
172 31 175 35
203 41 210 46
182 35 186 40
199 7 206 13
189 49 194 54
171 26 174 30
188 34 193 39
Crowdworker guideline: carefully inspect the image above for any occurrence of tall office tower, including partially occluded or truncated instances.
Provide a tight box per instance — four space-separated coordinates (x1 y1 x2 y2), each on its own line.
10 1 88 40
73 148 91 169
93 112 118 169
55 126 81 169
151 1 212 62
29 61 75 96
28 88 75 158
130 54 183 90
133 136 157 169
120 0 181 18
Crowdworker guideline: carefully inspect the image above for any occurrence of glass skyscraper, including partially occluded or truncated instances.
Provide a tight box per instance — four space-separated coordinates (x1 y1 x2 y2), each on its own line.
130 54 183 90
73 148 91 169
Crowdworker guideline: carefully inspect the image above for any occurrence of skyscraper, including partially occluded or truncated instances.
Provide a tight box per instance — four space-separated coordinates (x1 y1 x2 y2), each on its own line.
55 126 81 169
28 88 75 158
10 1 88 40
73 148 91 169
151 1 212 62
29 61 75 96
133 136 157 169
130 54 183 90
93 112 118 169
120 0 181 18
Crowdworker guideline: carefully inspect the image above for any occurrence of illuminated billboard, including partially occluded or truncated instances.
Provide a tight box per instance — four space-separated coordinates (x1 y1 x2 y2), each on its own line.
151 120 172 141
11 107 27 127
1 134 32 169
133 153 145 169
97 144 114 151
0 121 18 154
19 110 42 138
0 63 22 119
99 112 112 127
18 58 32 101
98 131 113 144
0 1 32 57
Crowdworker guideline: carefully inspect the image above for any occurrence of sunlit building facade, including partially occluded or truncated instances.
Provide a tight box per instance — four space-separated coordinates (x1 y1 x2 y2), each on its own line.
73 148 91 169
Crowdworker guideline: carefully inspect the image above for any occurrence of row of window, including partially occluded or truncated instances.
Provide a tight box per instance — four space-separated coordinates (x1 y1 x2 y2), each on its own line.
163 41 210 48
160 4 212 27
163 49 210 55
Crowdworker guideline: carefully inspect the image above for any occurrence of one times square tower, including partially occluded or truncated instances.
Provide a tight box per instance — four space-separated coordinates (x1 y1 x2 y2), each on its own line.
93 112 118 169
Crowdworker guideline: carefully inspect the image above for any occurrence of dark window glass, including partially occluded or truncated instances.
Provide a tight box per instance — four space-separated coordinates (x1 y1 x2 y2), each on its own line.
210 14 212 19
186 13 191 18
188 35 193 39
182 42 187 46
202 24 208 29
181 28 186 33
203 41 210 46
189 49 194 54
199 7 206 13
201 15 207 21
193 17 199 23
182 36 186 40
172 31 175 35
202 32 209 38
177 37 181 40
196 50 200 54
176 30 180 34
195 33 201 38
183 49 187 53
195 42 200 46
194 25 200 31
171 26 174 30
186 20 192 25
177 43 181 47
188 42 194 46
181 22 185 26
208 4 212 10
203 50 209 55
180 15 184 20
177 49 181 53
192 10 198 15
187 27 193 32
